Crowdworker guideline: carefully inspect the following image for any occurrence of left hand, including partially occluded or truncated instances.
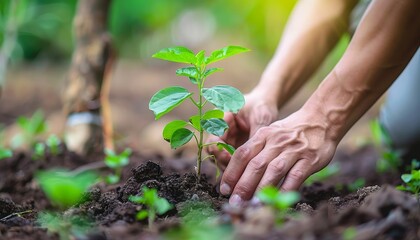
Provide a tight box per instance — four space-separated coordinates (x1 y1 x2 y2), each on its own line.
219 109 338 205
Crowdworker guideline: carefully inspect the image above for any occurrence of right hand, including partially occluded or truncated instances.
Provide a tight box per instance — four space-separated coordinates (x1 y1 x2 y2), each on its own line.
206 91 279 169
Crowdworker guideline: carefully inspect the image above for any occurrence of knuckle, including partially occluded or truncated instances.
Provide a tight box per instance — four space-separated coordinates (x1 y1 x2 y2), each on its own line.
248 159 268 173
235 184 253 196
287 169 305 182
268 159 286 174
234 147 250 160
222 174 237 186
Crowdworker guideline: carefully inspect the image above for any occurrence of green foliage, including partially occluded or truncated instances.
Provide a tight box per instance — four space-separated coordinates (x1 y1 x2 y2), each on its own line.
256 186 299 224
370 119 401 172
0 146 12 160
46 134 61 156
32 142 46 160
304 163 340 185
12 110 47 148
129 187 172 228
149 45 248 177
104 148 131 184
342 227 357 240
397 160 420 201
36 169 98 209
37 212 93 240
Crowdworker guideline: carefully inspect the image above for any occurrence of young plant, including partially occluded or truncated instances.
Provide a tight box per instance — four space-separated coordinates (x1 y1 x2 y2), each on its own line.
46 134 61 156
129 186 172 229
149 46 249 177
36 169 98 209
37 211 93 240
397 160 420 202
0 146 12 160
304 163 340 185
104 148 131 184
32 142 46 160
12 110 47 148
256 186 300 224
370 119 401 172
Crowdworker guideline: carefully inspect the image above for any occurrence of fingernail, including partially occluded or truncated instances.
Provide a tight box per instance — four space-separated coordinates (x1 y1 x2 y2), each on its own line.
250 196 261 205
229 194 243 206
220 183 231 195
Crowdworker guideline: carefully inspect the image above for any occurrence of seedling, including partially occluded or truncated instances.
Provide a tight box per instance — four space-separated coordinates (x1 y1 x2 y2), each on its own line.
46 134 61 156
256 186 300 224
12 110 47 148
129 186 172 229
397 160 420 203
104 148 131 184
0 146 12 160
149 46 248 177
370 119 401 172
32 142 46 160
35 169 98 209
37 211 93 240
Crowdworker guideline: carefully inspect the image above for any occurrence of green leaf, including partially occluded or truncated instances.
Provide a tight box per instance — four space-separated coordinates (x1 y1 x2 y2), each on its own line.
129 195 145 204
104 148 131 168
105 174 120 184
0 148 12 160
170 128 194 149
401 174 413 183
195 50 205 66
149 86 192 120
136 210 149 220
163 120 188 141
201 118 228 137
189 115 201 131
155 198 172 215
152 47 196 64
202 85 245 113
203 109 224 119
205 46 250 64
257 186 278 204
204 68 223 78
176 67 199 84
216 142 235 155
275 192 300 210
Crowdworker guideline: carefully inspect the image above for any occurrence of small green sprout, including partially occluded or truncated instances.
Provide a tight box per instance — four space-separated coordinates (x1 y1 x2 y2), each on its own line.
104 148 131 184
129 187 172 229
396 160 420 202
36 169 98 209
149 46 249 177
256 186 300 224
11 110 47 148
37 211 93 240
46 134 61 156
370 119 401 172
0 146 12 160
32 142 46 160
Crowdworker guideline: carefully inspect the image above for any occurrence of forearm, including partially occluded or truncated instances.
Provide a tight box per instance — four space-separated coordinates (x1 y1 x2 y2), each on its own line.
303 0 420 141
254 0 358 109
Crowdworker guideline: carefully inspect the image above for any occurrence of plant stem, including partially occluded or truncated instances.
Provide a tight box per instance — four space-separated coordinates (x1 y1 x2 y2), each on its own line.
196 67 204 178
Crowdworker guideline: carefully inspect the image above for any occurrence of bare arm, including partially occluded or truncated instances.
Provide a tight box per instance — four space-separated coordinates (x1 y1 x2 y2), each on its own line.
220 0 420 204
255 0 358 109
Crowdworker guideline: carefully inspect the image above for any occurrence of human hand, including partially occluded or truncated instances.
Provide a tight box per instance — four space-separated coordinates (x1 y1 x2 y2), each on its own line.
219 109 338 205
206 91 279 170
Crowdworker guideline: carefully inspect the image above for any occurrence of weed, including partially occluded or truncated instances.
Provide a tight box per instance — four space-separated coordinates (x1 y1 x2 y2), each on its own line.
129 186 172 229
37 211 93 240
256 186 300 224
149 46 249 177
104 148 131 184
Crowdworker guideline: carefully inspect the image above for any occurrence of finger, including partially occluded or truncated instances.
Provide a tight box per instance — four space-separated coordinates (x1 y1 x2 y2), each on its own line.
219 128 267 196
279 159 313 191
256 153 298 191
229 149 281 204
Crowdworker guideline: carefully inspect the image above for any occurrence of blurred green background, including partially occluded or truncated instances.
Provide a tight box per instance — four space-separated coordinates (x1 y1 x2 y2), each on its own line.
0 0 301 62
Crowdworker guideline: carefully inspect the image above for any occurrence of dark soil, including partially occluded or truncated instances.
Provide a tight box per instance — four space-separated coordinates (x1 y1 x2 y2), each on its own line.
0 146 419 240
